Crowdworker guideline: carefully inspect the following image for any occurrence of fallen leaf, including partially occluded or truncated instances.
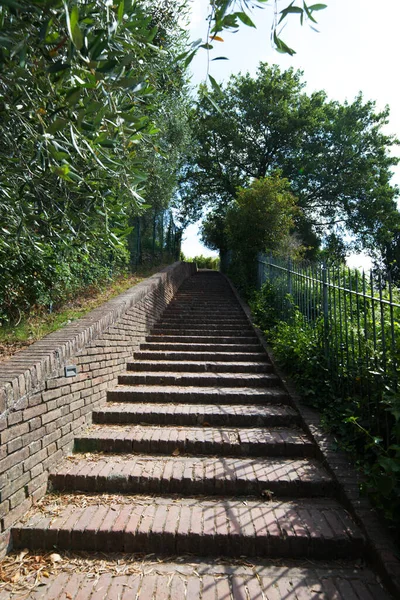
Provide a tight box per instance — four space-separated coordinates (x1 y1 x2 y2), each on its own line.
172 448 180 456
50 553 62 564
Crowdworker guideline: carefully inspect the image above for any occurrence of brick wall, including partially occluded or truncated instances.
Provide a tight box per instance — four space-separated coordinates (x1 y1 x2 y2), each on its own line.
0 261 196 555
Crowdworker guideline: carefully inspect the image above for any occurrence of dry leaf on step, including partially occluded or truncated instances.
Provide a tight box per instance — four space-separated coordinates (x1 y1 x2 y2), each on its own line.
50 553 62 564
172 448 180 456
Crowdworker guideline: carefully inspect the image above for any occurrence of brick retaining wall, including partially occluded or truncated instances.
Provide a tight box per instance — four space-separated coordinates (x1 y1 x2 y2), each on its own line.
0 261 196 555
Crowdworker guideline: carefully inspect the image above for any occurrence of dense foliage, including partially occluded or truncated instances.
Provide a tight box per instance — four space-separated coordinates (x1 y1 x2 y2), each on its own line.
182 63 400 264
0 0 190 322
250 267 400 536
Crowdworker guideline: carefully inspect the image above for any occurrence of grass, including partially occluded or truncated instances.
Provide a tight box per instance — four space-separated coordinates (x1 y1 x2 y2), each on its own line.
0 264 169 361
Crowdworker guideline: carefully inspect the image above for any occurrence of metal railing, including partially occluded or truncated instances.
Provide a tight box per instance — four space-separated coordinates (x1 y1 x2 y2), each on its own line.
129 209 181 268
258 252 400 447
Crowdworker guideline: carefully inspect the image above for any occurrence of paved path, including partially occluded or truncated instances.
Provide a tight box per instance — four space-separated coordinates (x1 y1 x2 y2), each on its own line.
2 271 391 598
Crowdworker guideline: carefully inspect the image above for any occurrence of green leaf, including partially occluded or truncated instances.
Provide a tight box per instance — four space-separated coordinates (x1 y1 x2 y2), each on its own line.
236 12 256 28
47 118 68 134
64 3 83 50
72 24 83 50
70 125 84 158
51 164 71 180
48 61 71 73
279 6 303 25
308 3 327 10
303 2 318 23
204 92 222 115
117 0 124 24
273 30 296 56
184 50 196 68
0 0 25 10
208 74 222 96
70 5 79 33
66 87 81 106
96 60 118 73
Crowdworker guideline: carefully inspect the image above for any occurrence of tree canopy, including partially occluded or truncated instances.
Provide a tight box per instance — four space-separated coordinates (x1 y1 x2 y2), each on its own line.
181 63 400 261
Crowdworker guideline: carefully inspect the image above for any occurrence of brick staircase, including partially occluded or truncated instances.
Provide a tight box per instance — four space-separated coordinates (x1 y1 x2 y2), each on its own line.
8 271 391 598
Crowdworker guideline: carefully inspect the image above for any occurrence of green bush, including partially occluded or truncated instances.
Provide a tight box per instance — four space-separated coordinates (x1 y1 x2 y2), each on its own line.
0 240 128 323
181 254 220 270
250 284 400 536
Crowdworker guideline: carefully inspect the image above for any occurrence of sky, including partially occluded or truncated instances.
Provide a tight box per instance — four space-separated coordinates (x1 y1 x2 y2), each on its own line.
180 0 400 267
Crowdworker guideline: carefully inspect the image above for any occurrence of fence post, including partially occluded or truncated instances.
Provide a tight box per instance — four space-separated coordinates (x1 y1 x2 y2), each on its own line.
269 251 272 284
322 260 329 360
287 258 292 296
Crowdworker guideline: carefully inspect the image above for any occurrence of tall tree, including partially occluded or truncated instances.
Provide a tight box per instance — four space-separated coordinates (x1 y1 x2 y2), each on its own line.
181 63 399 259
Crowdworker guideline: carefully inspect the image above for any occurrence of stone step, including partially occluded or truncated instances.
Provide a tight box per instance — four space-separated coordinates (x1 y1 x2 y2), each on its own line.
126 360 272 373
12 496 364 559
145 335 257 344
107 384 289 405
50 456 336 497
93 402 300 427
2 560 389 599
133 350 268 362
117 371 280 388
74 425 314 457
140 342 262 352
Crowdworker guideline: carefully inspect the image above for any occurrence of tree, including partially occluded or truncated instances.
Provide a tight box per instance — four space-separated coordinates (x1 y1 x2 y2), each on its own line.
201 173 297 287
182 63 400 261
0 0 190 321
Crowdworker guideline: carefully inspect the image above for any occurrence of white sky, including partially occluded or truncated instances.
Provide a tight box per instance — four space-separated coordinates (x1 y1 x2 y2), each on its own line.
181 0 400 267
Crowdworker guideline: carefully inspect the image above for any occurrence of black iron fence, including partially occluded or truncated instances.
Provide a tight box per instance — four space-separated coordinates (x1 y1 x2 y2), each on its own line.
257 252 400 448
129 209 181 268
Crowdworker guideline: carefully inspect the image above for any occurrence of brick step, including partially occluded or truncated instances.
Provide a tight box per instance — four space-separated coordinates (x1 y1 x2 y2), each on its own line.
154 323 252 330
3 560 389 599
118 371 280 388
93 402 300 427
150 328 253 336
74 425 314 457
163 310 244 316
168 299 237 303
168 299 237 304
107 384 289 405
50 456 335 497
126 360 272 373
133 351 268 362
169 305 238 309
157 318 250 325
12 496 364 559
140 342 262 352
145 336 259 345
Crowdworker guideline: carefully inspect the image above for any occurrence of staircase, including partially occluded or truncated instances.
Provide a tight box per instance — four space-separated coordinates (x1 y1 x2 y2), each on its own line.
9 271 391 598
